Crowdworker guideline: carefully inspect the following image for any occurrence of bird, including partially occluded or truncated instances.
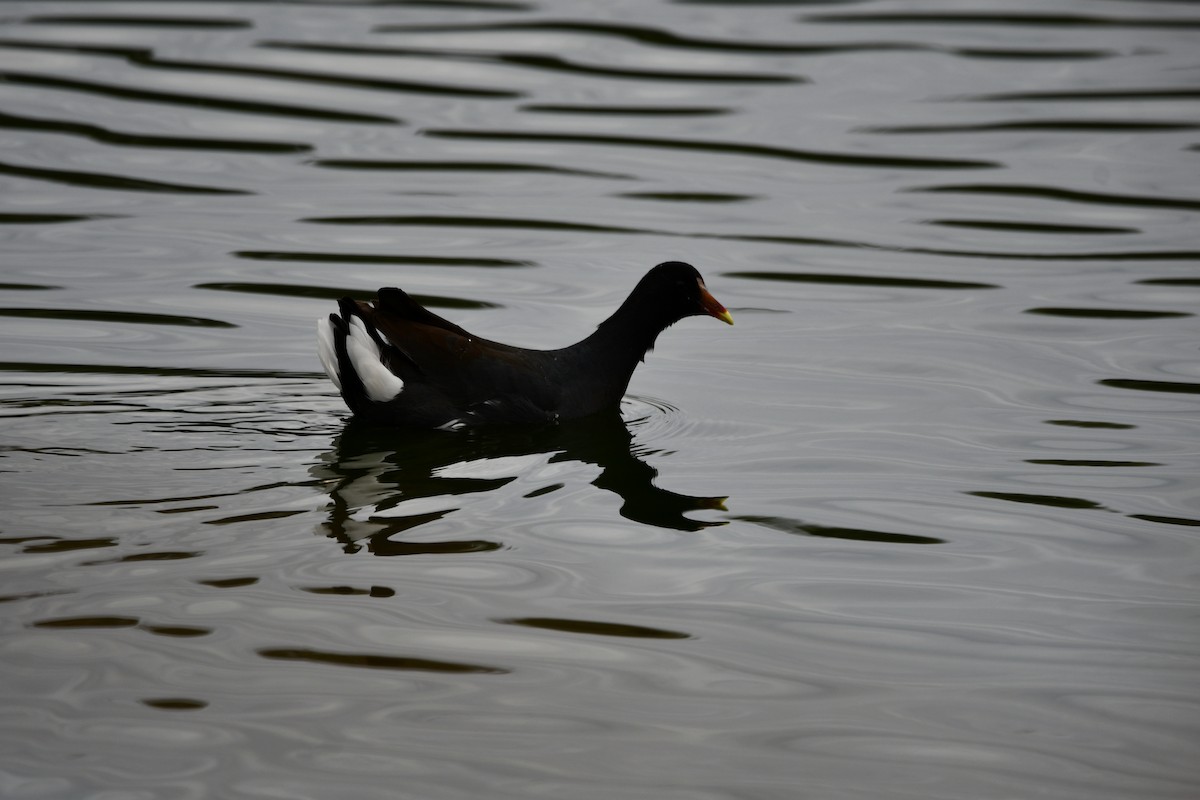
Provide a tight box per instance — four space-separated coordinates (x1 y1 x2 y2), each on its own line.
317 261 733 429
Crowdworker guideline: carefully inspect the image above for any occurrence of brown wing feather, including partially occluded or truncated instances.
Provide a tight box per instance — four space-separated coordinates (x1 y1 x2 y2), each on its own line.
376 287 474 338
352 291 557 416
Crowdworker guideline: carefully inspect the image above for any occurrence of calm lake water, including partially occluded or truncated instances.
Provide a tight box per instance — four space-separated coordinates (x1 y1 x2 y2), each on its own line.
2 1 1198 798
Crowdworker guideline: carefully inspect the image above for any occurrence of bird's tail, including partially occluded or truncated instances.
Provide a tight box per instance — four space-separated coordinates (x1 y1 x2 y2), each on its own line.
317 299 404 413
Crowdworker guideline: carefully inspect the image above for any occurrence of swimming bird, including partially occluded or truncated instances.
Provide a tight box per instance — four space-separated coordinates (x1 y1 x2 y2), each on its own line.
317 261 733 428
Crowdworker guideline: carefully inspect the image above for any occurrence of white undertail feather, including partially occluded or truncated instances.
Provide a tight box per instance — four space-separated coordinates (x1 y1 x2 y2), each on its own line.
346 316 405 402
316 318 342 391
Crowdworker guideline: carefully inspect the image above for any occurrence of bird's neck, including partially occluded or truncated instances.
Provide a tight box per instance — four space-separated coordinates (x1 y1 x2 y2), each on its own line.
560 299 671 410
586 294 670 364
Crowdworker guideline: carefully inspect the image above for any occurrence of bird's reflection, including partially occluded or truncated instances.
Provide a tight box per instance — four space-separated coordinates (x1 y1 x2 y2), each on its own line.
311 412 727 554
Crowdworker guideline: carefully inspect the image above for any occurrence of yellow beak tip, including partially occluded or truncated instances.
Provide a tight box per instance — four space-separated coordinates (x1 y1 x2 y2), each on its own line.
701 496 729 512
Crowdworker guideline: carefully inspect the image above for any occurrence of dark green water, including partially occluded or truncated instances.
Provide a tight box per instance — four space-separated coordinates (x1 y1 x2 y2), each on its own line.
2 2 1198 798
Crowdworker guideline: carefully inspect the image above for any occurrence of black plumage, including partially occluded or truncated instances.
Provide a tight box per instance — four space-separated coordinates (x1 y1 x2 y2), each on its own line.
317 261 733 428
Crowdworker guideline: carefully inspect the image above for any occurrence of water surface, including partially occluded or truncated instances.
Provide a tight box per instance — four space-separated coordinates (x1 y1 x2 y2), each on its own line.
2 1 1198 798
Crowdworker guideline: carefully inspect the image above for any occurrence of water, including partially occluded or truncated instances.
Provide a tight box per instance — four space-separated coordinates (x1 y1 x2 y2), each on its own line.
2 1 1198 798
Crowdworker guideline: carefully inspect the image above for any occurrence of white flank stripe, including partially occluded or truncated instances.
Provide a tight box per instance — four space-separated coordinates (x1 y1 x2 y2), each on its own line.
347 317 404 402
316 318 342 391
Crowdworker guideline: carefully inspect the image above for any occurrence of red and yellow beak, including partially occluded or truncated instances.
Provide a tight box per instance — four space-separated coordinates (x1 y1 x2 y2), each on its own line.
698 279 734 326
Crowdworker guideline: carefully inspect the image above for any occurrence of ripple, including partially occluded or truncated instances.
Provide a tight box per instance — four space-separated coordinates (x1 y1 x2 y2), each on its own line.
908 183 1200 213
141 697 209 710
424 129 999 170
621 393 683 429
521 103 730 117
0 213 115 225
0 70 398 124
23 14 253 29
371 19 810 53
1137 278 1200 287
257 647 509 674
500 617 692 640
724 270 998 290
944 46 1116 60
203 509 305 526
866 119 1198 135
0 108 312 153
84 551 202 564
0 159 249 195
0 36 521 102
298 206 1160 266
302 212 647 235
155 54 516 100
32 615 140 629
625 395 759 443
422 0 534 8
1100 379 1200 395
927 219 1138 236
138 616 213 635
0 362 321 381
21 537 117 553
1025 308 1191 320
734 514 945 545
618 191 755 203
309 157 632 179
196 577 258 589
805 11 1200 29
0 307 236 328
360 533 503 558
1129 513 1200 528
1026 459 1159 468
938 250 1200 263
962 88 1200 103
196 282 499 310
886 241 1200 264
260 40 799 83
231 251 534 268
968 491 1107 511
496 53 799 83
1045 419 1136 430
299 585 396 598
0 589 72 604
369 19 1116 62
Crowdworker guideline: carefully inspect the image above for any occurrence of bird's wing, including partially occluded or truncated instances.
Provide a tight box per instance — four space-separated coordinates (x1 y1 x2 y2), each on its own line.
375 287 474 338
353 292 561 421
